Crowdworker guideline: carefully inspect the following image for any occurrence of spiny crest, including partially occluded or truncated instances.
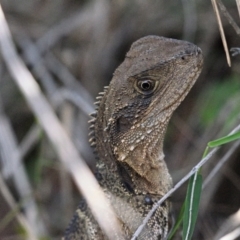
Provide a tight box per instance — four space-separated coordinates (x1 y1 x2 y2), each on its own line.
88 86 109 150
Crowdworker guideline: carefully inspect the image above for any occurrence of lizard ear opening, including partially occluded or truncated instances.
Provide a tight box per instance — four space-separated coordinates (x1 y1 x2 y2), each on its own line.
115 115 132 134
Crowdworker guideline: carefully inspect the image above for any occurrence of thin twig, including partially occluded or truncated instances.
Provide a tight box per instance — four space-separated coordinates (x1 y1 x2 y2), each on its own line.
18 124 41 159
218 0 240 36
203 140 240 188
211 0 231 66
18 88 94 159
16 35 59 99
36 2 93 53
0 172 38 240
214 209 240 240
46 52 94 104
0 100 47 237
220 228 240 240
0 5 123 239
16 34 94 114
236 0 240 19
45 52 94 112
230 47 240 56
59 102 75 226
131 123 240 240
57 88 94 115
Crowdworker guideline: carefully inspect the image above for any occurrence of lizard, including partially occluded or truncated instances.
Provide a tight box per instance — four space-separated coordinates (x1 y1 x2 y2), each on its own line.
64 35 203 240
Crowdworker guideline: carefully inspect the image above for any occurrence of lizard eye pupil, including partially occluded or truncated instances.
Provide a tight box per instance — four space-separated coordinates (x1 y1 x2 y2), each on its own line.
134 78 158 95
141 81 151 90
137 80 155 94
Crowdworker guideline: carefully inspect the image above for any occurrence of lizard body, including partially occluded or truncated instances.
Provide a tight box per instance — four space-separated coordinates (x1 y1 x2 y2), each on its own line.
64 36 203 240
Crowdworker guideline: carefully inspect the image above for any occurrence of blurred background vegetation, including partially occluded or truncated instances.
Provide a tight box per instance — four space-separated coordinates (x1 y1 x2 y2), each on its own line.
0 0 240 239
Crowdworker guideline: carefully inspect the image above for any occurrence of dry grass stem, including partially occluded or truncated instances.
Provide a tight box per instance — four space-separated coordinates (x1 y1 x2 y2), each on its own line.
0 102 46 237
16 34 94 114
18 125 41 159
236 0 240 18
0 4 123 239
211 0 231 66
203 140 240 188
0 172 38 240
214 209 240 240
218 0 240 36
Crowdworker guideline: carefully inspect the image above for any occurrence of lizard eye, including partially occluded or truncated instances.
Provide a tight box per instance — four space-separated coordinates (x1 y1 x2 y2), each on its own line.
136 79 156 95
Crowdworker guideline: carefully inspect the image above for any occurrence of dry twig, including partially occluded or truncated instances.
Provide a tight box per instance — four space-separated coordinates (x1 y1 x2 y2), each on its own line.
0 99 46 237
211 0 231 66
0 172 38 240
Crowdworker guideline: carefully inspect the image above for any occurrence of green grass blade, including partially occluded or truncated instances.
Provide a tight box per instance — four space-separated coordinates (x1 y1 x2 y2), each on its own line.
167 203 185 240
208 131 240 147
182 172 202 240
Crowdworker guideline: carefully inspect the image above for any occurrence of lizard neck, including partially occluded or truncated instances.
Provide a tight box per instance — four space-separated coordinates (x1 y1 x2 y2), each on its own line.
90 88 172 196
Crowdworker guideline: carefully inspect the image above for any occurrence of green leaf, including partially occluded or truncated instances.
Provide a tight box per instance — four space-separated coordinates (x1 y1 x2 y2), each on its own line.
167 203 185 240
208 131 240 148
182 172 202 240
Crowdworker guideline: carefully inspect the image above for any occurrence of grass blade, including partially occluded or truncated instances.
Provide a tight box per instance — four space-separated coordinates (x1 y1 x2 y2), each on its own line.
208 131 240 147
168 204 185 240
182 172 202 240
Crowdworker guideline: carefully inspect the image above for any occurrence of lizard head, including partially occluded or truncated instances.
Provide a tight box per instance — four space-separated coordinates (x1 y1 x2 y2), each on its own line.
91 36 203 196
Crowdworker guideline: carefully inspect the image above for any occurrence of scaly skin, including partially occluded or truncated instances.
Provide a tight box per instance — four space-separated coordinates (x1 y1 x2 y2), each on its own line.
64 36 203 240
